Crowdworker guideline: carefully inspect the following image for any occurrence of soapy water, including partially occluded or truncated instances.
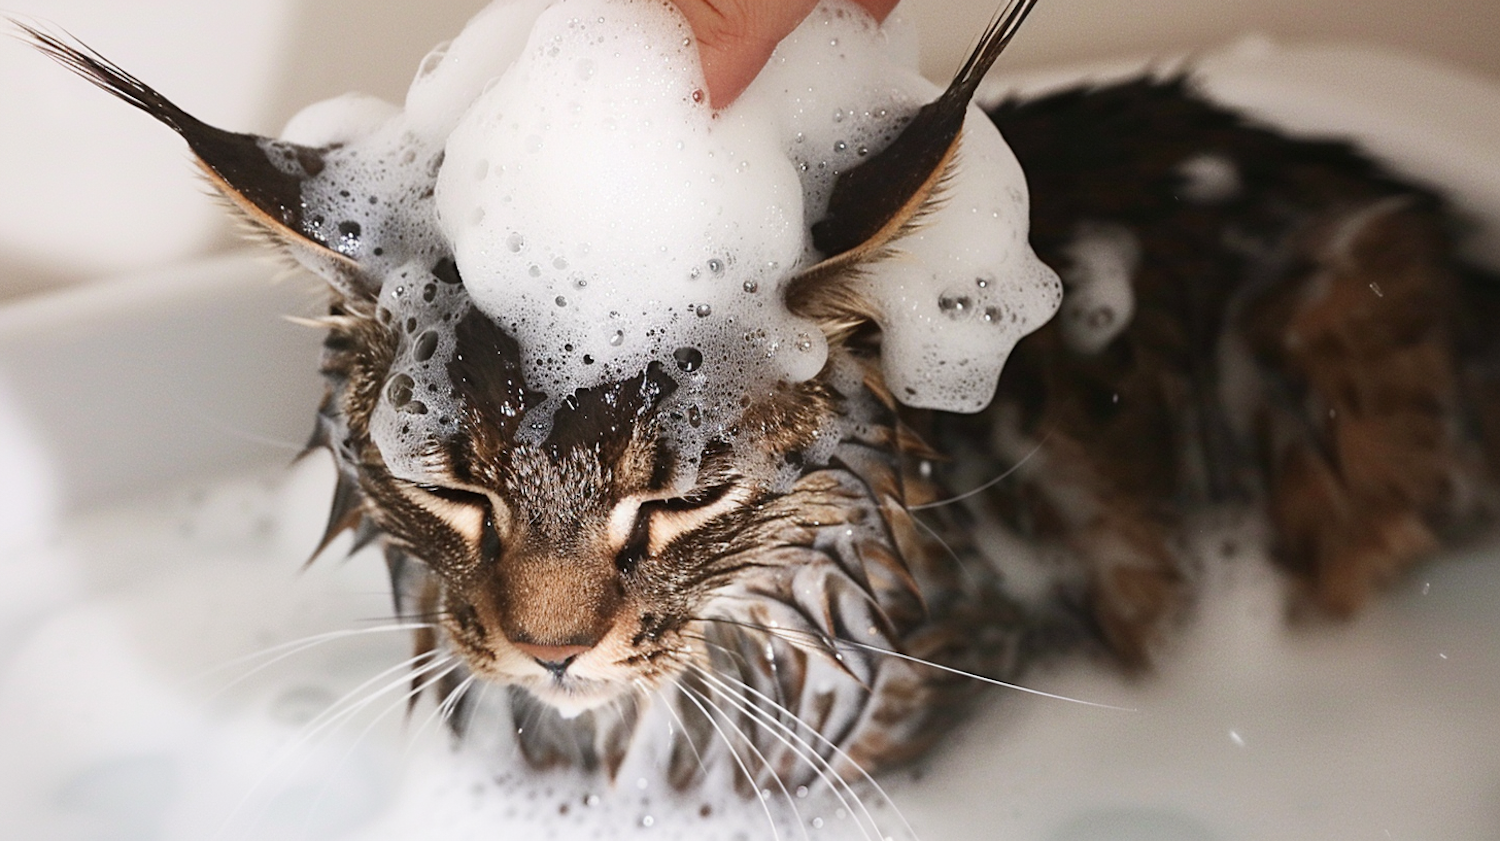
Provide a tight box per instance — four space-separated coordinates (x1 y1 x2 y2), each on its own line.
279 0 1058 479
3 457 1498 840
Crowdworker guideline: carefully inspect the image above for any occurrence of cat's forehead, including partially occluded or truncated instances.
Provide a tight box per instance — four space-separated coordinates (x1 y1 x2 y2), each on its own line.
366 271 684 488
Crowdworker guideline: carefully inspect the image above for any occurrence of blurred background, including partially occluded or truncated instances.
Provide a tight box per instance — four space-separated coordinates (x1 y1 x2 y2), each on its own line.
1 0 1497 300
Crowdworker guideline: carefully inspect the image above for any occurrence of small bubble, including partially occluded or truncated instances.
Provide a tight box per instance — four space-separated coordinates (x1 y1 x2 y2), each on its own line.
555 296 568 307
796 786 809 799
687 405 702 427
674 347 703 372
691 88 704 103
743 280 759 293
689 267 701 280
529 264 542 278
796 334 813 351
694 304 712 318
506 232 525 252
641 815 655 828
938 293 974 320
582 354 594 365
982 305 1005 324
833 108 845 123
812 817 825 829
707 258 725 275
857 145 869 156
414 331 439 362
834 140 848 152
976 275 991 289
386 374 415 407
609 330 625 346
553 256 569 270
422 283 437 303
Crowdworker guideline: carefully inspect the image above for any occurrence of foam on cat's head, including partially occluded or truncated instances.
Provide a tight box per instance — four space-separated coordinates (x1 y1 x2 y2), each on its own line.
282 0 1060 480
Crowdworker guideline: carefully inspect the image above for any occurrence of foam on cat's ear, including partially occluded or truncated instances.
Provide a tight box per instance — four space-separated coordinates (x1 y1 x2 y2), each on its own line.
783 0 1045 332
15 22 372 297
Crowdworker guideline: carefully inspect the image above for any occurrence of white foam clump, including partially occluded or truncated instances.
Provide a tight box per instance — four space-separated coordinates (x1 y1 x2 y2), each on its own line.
284 0 1060 458
1056 223 1138 355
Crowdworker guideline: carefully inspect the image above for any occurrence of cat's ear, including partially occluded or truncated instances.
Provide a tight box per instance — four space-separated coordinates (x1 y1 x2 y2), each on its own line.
785 0 1039 337
17 23 373 298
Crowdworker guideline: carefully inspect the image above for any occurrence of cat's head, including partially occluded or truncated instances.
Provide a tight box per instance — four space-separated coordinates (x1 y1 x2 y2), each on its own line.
19 0 1051 728
331 284 851 716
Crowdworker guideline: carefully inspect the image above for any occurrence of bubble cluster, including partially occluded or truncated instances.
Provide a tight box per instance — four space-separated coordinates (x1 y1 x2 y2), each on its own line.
277 0 1061 475
367 260 471 480
1056 223 1139 356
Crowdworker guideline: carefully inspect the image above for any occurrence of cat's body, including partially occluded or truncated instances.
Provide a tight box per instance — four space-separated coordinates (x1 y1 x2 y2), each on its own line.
21 3 1499 801
309 74 1500 787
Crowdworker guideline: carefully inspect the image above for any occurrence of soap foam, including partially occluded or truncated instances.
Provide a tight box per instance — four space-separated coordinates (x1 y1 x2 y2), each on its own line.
435 0 822 427
280 0 1060 479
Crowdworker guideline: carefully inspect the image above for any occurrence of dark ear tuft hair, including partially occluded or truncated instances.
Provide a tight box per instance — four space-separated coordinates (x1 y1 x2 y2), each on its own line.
13 21 364 278
786 0 1040 338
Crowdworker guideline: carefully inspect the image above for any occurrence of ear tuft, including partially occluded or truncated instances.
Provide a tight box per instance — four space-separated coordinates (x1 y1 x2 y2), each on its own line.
14 21 363 277
786 0 1041 339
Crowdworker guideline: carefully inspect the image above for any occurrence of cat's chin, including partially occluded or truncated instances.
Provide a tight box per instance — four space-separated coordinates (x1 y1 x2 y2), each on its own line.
524 678 630 718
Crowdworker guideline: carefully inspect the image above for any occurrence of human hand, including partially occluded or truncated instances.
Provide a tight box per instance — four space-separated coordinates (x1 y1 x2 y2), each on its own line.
672 0 898 108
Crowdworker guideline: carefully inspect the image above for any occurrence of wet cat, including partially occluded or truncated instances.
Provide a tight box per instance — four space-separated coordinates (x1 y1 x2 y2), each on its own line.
19 0 1499 802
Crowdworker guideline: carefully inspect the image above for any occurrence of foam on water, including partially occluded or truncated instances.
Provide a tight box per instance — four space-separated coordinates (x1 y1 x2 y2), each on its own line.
278 0 1058 471
3 457 1498 840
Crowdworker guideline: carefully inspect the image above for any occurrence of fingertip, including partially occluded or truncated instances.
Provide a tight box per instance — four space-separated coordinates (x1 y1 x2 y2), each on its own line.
697 38 776 108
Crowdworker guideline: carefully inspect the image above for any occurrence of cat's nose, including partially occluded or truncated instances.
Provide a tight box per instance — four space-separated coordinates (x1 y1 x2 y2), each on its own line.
513 641 590 676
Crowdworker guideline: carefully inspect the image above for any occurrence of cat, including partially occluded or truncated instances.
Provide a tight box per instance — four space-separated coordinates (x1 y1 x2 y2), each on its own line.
18 0 1499 802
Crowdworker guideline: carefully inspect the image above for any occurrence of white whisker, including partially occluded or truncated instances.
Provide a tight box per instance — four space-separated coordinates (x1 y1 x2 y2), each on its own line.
212 651 455 841
696 662 920 841
295 661 466 840
642 680 712 786
186 623 436 695
688 664 879 841
705 618 1136 712
676 682 785 841
908 431 1049 510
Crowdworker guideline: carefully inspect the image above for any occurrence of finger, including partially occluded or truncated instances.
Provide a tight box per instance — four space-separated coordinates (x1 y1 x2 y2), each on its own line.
676 0 896 108
675 0 818 107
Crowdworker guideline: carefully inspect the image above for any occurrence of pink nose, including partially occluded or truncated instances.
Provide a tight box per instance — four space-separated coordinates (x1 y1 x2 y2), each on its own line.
512 641 592 664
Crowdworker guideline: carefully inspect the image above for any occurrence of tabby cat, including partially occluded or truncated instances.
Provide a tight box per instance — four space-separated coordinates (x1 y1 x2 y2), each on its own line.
20 0 1499 801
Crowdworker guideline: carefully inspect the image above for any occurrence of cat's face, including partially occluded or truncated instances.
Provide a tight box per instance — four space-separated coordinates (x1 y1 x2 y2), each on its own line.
340 294 846 715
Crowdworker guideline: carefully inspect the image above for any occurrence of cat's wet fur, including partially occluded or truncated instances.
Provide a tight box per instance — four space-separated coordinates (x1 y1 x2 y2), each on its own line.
20 9 1500 795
